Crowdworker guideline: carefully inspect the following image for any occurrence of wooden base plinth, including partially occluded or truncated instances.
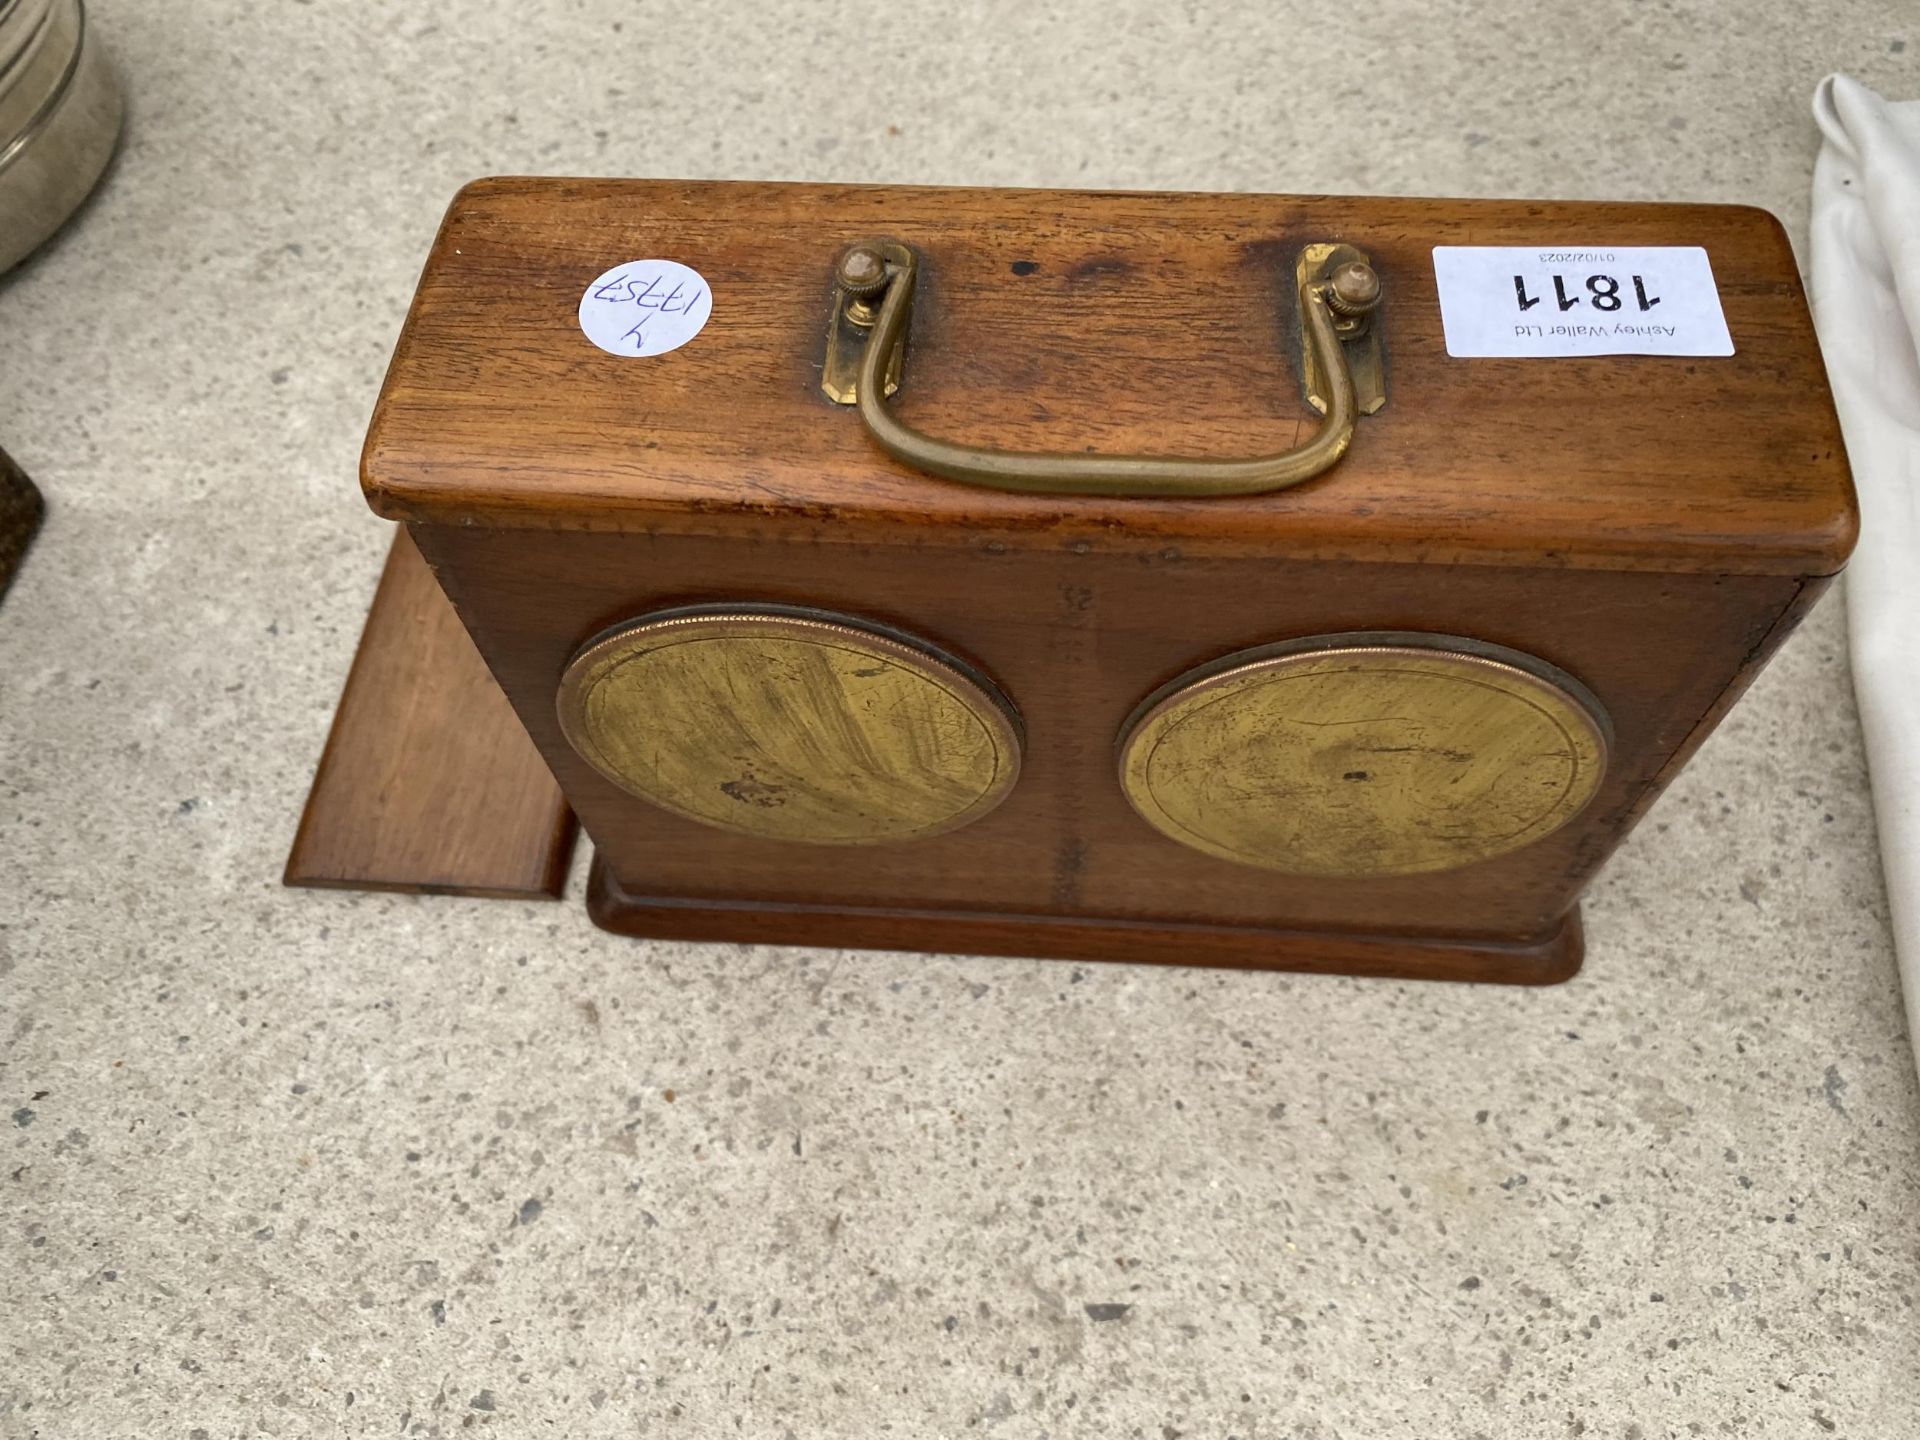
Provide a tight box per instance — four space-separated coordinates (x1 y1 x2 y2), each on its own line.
586 855 1584 985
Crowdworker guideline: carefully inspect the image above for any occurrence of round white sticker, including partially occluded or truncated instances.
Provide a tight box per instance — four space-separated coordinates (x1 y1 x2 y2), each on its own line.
577 260 712 357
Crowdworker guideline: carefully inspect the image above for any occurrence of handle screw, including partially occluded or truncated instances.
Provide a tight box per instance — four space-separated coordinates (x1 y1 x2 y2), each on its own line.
1326 260 1382 317
836 245 892 298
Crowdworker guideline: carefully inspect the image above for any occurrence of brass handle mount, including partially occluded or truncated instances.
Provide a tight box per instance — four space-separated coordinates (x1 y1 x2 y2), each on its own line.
820 239 1387 499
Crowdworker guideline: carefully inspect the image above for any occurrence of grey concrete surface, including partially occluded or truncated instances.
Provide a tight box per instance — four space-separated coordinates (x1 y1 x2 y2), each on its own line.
2 3 1916 1436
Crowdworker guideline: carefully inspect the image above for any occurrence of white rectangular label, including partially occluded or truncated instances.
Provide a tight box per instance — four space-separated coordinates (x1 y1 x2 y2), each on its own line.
1432 245 1733 358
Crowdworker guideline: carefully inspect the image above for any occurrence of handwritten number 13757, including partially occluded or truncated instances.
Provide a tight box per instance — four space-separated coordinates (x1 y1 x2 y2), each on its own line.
1513 273 1661 313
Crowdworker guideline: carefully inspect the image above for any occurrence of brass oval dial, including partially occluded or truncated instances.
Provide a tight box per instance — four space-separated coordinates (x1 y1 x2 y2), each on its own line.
557 607 1022 846
1117 634 1609 877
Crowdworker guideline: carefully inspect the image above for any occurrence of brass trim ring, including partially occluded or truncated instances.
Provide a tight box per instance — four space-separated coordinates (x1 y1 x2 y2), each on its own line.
1117 633 1611 876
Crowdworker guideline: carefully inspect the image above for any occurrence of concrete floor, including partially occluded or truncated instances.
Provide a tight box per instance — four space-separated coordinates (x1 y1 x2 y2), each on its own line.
2 2 1917 1436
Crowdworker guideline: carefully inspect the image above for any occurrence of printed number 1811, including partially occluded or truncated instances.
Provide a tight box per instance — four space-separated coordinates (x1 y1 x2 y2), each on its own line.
1514 273 1661 313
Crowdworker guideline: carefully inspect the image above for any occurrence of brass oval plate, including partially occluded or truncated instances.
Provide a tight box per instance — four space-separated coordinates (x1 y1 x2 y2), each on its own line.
557 607 1022 846
1118 635 1609 877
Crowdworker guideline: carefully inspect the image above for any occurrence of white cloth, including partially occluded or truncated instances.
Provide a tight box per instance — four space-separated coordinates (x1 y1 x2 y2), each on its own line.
1811 75 1920 1073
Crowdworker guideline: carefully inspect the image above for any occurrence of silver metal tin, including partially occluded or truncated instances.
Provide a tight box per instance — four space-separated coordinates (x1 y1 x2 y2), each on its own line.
0 0 121 273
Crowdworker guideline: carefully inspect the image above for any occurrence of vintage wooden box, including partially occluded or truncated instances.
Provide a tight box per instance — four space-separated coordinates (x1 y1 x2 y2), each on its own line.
354 178 1853 983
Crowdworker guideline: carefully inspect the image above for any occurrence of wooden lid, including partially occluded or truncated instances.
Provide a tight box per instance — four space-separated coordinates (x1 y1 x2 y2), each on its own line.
363 178 1855 576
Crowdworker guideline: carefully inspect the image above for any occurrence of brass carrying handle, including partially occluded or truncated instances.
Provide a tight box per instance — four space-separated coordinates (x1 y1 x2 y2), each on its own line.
820 241 1386 499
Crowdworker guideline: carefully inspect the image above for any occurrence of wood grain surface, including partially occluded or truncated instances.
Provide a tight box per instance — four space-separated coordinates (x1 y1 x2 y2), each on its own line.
414 521 1823 959
365 179 1853 577
285 529 576 899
